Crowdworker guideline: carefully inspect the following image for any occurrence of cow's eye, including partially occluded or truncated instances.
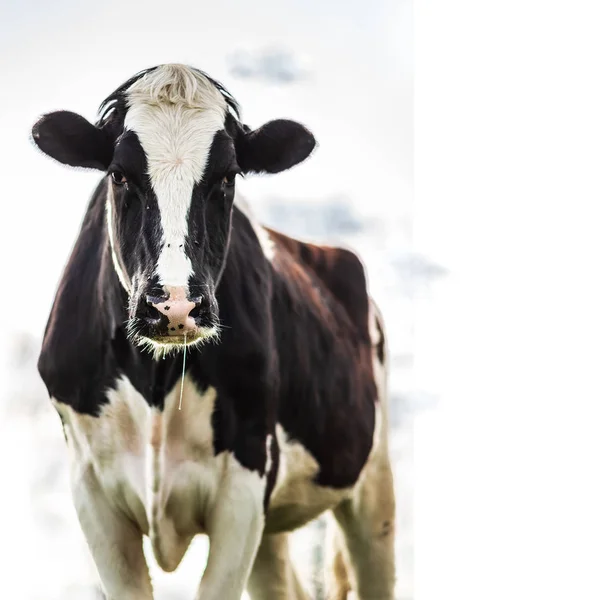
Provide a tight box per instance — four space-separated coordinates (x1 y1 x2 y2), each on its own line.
223 174 236 187
111 171 127 185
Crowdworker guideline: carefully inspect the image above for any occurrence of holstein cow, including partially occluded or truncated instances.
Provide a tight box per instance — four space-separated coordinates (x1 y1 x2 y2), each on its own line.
33 64 395 600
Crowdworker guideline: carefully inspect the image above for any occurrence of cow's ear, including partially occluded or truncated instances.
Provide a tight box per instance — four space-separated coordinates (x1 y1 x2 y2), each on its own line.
236 119 316 174
32 111 113 171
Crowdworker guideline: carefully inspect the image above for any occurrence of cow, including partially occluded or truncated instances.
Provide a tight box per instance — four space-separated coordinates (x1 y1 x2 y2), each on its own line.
32 64 395 600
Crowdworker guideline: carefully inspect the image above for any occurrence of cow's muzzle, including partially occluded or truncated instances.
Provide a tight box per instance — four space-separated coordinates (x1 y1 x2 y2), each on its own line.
135 285 217 345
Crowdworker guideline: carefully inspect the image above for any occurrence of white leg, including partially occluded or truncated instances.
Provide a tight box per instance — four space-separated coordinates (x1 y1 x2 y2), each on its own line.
72 461 153 600
247 533 310 600
332 455 396 600
325 517 351 600
196 455 266 600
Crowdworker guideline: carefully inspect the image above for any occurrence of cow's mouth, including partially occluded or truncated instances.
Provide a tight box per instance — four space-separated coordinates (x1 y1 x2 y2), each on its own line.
132 326 220 358
150 327 218 346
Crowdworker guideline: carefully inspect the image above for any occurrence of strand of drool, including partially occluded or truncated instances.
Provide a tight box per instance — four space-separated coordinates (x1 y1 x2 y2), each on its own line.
178 333 187 410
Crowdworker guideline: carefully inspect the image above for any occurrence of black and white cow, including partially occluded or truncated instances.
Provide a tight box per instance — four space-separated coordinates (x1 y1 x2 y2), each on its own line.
33 64 395 600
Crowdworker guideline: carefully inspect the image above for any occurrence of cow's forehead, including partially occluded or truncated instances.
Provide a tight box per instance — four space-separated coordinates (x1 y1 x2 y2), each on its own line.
124 102 226 185
123 65 228 184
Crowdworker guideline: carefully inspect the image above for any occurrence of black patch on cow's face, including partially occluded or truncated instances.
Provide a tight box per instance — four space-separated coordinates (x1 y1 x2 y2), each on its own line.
108 131 158 288
185 130 239 291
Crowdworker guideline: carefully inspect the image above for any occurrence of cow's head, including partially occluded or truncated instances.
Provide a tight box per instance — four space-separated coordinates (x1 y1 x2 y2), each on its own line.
32 64 315 354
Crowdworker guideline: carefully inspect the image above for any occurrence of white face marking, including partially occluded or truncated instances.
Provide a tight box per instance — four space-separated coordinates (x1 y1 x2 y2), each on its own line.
124 65 228 288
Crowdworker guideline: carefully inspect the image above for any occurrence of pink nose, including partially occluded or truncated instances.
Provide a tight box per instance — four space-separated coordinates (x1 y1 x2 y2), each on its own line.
150 286 198 336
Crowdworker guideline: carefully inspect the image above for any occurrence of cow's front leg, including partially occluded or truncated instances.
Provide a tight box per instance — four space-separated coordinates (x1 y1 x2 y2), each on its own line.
71 460 153 600
196 454 266 600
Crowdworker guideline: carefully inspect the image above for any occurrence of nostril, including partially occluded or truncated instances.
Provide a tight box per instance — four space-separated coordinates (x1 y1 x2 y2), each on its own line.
188 302 209 320
139 299 163 322
188 304 202 320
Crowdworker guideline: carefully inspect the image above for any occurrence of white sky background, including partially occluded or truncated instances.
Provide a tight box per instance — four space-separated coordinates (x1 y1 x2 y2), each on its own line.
415 1 600 599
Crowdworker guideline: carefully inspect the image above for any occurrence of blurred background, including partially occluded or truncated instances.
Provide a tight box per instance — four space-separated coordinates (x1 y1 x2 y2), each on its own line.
0 1 423 598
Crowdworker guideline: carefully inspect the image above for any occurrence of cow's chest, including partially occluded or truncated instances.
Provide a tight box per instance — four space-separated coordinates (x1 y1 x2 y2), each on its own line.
57 375 232 570
56 374 352 567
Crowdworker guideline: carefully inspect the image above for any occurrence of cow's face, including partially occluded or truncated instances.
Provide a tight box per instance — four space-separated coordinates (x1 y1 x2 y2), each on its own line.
32 65 315 353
